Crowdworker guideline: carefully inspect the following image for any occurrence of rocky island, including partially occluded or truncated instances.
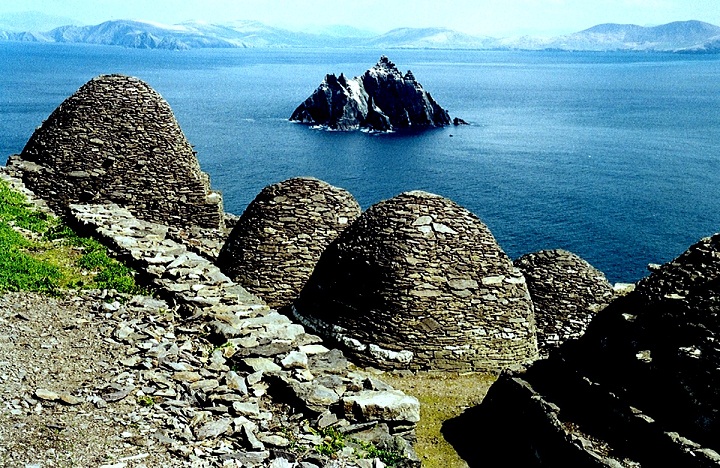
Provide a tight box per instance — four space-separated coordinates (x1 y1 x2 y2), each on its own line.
290 56 461 131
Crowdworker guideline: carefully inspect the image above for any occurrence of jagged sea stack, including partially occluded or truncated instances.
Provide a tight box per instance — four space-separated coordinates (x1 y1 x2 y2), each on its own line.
514 249 615 354
454 234 720 466
290 56 452 131
7 74 223 229
293 191 538 371
217 177 361 308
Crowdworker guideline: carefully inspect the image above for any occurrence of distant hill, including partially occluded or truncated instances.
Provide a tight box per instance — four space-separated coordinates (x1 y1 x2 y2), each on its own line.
0 30 50 42
583 20 720 44
21 19 363 50
546 20 720 51
44 20 314 49
680 37 720 53
301 24 377 38
365 27 496 49
0 18 719 52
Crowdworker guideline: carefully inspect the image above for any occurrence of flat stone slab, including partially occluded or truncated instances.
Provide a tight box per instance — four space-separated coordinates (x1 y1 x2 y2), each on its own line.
342 390 420 424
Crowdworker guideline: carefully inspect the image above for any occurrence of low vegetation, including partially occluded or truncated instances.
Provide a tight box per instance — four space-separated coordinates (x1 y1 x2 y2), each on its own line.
382 371 497 468
0 179 145 295
309 425 405 466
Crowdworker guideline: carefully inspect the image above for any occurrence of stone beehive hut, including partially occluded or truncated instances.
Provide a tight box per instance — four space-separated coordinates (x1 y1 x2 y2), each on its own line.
293 190 538 372
457 233 720 467
514 249 615 354
7 74 223 229
216 177 361 308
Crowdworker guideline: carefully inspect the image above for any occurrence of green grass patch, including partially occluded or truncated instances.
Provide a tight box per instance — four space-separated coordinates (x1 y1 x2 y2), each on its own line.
0 223 62 294
308 425 404 466
0 179 146 295
353 438 405 466
0 181 52 232
311 426 346 457
136 395 155 407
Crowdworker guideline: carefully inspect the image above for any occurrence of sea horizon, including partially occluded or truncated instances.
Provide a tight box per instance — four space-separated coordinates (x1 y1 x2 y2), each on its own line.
2 42 719 284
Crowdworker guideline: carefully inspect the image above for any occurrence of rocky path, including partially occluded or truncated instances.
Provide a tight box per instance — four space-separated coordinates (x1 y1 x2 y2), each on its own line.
0 291 176 467
0 286 411 467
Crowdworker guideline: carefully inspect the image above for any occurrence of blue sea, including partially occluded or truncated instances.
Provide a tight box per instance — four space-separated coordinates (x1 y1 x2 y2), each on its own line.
2 42 720 283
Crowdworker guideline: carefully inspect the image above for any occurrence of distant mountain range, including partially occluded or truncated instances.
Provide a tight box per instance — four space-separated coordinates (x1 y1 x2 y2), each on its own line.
364 27 497 49
1 17 719 53
505 20 720 52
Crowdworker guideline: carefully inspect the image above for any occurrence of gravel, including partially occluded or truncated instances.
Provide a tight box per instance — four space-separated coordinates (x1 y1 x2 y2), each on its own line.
0 290 176 467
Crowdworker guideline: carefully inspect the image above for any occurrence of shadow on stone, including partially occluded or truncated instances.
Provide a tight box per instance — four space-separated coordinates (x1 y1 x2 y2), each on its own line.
442 232 720 467
441 369 612 467
441 404 495 467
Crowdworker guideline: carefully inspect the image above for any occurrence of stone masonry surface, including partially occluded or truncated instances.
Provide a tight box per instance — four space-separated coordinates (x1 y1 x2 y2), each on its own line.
67 200 421 466
632 233 720 306
6 74 224 230
514 249 615 355
294 190 538 372
459 233 720 466
217 177 361 309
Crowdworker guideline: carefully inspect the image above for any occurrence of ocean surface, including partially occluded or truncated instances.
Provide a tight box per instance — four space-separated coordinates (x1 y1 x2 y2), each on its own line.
2 43 720 283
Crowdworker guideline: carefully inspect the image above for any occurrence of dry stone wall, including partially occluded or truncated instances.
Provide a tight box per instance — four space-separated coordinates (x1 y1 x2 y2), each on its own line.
217 177 361 308
514 249 615 354
6 74 223 230
294 190 538 372
65 201 420 466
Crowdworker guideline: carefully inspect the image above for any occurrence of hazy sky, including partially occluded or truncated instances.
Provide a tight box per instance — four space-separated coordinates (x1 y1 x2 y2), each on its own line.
5 0 720 36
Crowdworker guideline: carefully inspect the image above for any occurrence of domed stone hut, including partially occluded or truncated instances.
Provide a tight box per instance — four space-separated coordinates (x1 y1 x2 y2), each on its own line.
216 177 361 308
293 190 538 372
6 74 223 229
456 234 720 467
514 249 615 354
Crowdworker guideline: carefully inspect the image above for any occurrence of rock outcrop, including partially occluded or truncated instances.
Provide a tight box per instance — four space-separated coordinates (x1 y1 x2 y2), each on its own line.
514 249 615 354
6 74 224 229
216 177 361 309
450 234 720 466
293 190 538 372
290 56 454 131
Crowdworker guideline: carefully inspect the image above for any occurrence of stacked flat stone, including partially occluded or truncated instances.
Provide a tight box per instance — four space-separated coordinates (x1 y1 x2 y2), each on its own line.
294 190 538 372
633 234 720 305
217 177 361 309
514 249 615 354
68 202 421 465
463 233 720 466
6 74 223 229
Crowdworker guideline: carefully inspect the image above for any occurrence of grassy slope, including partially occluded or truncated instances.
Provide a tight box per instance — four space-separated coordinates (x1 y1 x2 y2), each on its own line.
0 179 144 295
